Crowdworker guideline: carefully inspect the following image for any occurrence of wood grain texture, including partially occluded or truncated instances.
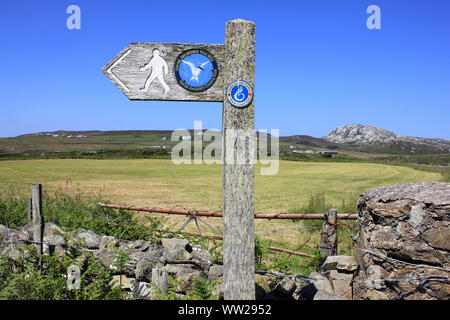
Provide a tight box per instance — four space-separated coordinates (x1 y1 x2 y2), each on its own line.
102 43 224 102
32 184 44 259
222 19 256 300
27 196 32 225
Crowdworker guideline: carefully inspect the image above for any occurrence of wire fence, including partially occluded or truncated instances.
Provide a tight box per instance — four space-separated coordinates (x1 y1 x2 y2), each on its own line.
1 196 358 263
97 203 360 259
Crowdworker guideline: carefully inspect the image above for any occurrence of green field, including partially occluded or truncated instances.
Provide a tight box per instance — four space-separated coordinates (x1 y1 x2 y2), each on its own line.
0 159 442 212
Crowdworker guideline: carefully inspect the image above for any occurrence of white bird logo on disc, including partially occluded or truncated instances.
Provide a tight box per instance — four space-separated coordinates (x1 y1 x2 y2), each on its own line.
175 49 219 92
182 60 210 82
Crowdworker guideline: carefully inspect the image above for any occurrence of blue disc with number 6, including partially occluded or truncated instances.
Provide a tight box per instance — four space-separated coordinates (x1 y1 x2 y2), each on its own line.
226 80 253 108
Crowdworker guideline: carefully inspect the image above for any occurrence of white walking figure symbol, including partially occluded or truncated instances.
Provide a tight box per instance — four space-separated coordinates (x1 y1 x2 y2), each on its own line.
182 59 210 82
140 49 170 94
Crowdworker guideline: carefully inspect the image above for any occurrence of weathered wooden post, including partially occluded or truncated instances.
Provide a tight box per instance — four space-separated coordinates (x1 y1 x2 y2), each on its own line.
222 19 256 300
32 184 44 268
102 18 257 300
320 208 337 256
27 196 33 226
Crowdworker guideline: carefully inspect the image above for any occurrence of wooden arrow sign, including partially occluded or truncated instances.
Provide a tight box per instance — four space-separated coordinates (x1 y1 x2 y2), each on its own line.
102 43 224 102
102 19 256 300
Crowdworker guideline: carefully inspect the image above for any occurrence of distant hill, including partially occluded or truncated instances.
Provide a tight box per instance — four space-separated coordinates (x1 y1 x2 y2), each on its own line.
1 125 449 157
323 124 450 154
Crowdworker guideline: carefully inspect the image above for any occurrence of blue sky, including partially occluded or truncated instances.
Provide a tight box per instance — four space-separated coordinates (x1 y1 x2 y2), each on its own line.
0 0 449 139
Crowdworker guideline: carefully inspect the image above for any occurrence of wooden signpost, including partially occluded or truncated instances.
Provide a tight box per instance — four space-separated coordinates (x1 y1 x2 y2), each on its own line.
103 19 256 300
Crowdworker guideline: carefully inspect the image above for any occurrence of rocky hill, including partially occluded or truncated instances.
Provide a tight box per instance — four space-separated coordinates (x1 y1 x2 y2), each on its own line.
323 124 450 154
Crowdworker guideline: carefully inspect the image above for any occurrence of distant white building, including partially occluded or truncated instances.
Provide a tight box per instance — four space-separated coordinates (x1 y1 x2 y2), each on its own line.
182 136 191 140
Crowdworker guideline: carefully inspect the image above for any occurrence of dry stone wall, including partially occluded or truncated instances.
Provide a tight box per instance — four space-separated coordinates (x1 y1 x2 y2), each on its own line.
1 219 358 300
354 182 450 300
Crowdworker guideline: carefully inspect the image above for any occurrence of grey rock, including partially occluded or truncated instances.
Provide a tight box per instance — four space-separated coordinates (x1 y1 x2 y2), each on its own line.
123 251 147 277
76 229 102 249
118 240 134 251
43 235 65 255
212 279 223 298
273 276 296 296
43 222 65 237
162 247 192 262
171 264 203 293
208 264 224 281
190 244 213 266
162 238 189 251
135 251 161 281
309 272 334 294
0 224 8 237
147 243 165 260
409 204 424 228
320 255 358 272
422 226 450 251
130 280 153 300
176 265 202 281
313 290 347 300
99 236 118 250
43 234 65 245
329 270 353 299
131 239 151 252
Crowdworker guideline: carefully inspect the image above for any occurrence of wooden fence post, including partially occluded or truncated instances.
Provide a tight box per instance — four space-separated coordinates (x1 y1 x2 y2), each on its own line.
27 196 33 226
320 208 337 256
222 19 256 300
32 184 44 267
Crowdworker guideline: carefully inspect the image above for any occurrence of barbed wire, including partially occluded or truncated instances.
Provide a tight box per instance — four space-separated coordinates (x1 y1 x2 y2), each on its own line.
1 199 359 264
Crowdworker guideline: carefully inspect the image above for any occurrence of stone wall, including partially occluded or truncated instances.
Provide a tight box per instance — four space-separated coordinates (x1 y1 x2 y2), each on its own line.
1 220 359 300
354 182 450 300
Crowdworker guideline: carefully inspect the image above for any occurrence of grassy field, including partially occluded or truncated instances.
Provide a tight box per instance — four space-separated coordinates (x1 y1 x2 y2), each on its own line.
0 159 442 212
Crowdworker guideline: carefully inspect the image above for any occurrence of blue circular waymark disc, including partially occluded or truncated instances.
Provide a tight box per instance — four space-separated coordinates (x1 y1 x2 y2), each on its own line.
226 80 253 108
174 49 219 92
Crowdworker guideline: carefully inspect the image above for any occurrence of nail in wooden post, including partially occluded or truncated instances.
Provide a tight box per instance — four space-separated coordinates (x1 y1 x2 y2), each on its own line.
31 184 44 262
222 19 256 300
320 208 338 256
